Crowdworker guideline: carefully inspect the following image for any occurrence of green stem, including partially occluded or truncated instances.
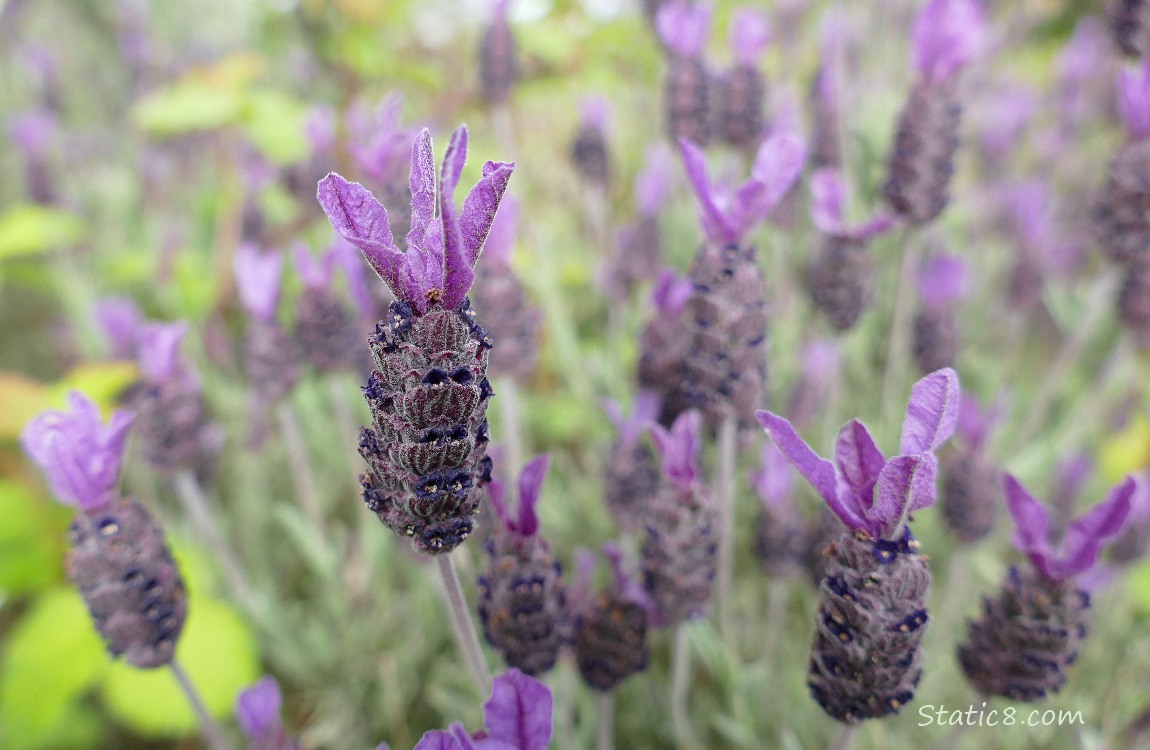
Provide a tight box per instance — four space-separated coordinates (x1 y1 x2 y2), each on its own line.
172 471 255 606
596 692 615 750
880 228 915 424
671 624 697 749
436 554 492 694
715 415 738 641
170 660 234 750
827 724 856 750
496 375 526 480
276 401 327 543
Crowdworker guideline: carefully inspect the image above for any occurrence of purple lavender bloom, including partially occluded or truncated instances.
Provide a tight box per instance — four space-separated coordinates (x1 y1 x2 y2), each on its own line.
293 243 360 373
349 93 413 186
333 236 385 328
6 108 57 158
910 0 986 86
635 145 674 219
916 253 968 312
138 320 190 384
656 1 711 59
95 296 143 360
785 338 839 429
234 244 285 323
236 676 302 750
810 169 896 241
757 367 960 540
939 393 1002 544
751 441 807 577
1118 60 1150 142
1005 474 1136 582
602 392 662 532
21 391 135 511
974 80 1038 165
318 126 515 315
730 7 770 66
304 105 337 158
570 97 613 186
413 669 552 750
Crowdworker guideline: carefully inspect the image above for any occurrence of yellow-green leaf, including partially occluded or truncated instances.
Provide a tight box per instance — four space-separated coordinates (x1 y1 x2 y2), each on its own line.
133 82 244 135
0 205 85 259
0 480 68 595
240 89 310 165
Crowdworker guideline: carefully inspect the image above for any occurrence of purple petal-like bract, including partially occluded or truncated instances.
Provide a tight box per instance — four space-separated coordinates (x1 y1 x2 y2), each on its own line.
656 0 712 58
1004 474 1055 577
911 0 985 85
318 175 402 295
236 676 283 740
138 321 189 383
1119 61 1150 141
414 723 482 750
730 8 770 66
292 242 337 290
871 453 938 534
234 243 284 322
650 410 702 489
810 169 848 234
483 194 519 266
95 296 142 360
900 368 960 454
651 268 694 316
753 441 794 512
635 145 674 217
460 160 516 268
1059 477 1136 578
916 254 968 309
515 455 549 537
482 669 554 750
834 419 885 505
21 391 135 511
603 390 662 446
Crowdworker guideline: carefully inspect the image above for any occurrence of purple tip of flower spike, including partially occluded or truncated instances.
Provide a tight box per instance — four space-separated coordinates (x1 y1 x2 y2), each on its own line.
730 7 770 66
603 541 660 616
752 441 794 512
656 0 712 59
414 723 479 750
317 125 515 315
482 194 519 266
6 109 57 157
349 93 412 184
304 105 337 157
21 391 135 511
292 242 338 290
137 320 190 383
1005 473 1136 582
679 130 806 246
910 0 985 86
234 243 284 322
635 144 675 217
955 392 1002 450
1056 17 1109 86
916 253 968 310
809 169 897 240
94 296 143 360
648 409 702 489
579 95 612 132
480 668 553 750
800 338 840 384
602 390 662 446
236 675 283 740
756 368 958 537
487 454 549 537
1004 180 1051 254
1119 61 1150 141
651 268 694 315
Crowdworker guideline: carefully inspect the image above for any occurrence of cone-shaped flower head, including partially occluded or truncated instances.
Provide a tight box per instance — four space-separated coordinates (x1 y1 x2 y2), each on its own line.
237 676 302 750
479 0 520 106
479 455 567 675
659 1 715 145
570 96 613 186
318 126 515 316
292 243 360 373
958 474 1135 701
22 391 134 511
1098 65 1150 269
912 253 966 374
940 393 1001 544
572 544 652 692
320 126 514 555
637 269 695 427
910 0 985 87
1119 61 1150 142
643 410 717 625
602 391 662 532
716 8 770 149
413 668 553 750
752 441 807 577
22 393 186 669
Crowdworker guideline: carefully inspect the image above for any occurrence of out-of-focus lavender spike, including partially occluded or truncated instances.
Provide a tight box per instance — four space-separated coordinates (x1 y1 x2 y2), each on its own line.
292 244 360 374
911 254 966 375
1119 61 1150 141
573 545 651 691
601 392 662 533
751 442 806 578
234 244 285 323
7 108 58 204
570 96 613 187
659 1 714 145
974 80 1038 166
1108 0 1150 59
716 8 769 150
638 270 695 426
910 0 986 87
95 296 143 361
786 338 839 430
479 0 520 106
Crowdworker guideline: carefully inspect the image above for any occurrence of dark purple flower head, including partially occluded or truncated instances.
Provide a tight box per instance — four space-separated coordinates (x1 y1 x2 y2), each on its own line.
650 268 694 316
910 0 985 86
138 321 190 383
810 169 896 240
6 108 57 158
635 144 674 217
482 194 518 266
679 130 805 246
1118 61 1150 141
21 391 135 511
234 243 284 322
756 368 959 539
292 242 338 291
236 675 284 740
916 253 968 311
1005 473 1136 582
487 454 548 538
656 1 712 59
349 93 413 185
94 296 142 360
729 7 770 66
603 390 661 447
318 126 515 315
413 669 552 750
603 541 658 614
648 409 702 490
752 441 794 514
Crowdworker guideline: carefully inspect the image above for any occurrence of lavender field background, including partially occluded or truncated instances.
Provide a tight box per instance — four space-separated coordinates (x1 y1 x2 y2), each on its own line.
2 0 1150 749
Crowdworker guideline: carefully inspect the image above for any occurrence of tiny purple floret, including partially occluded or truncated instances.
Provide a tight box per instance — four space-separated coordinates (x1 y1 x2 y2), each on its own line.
236 675 283 740
648 409 702 490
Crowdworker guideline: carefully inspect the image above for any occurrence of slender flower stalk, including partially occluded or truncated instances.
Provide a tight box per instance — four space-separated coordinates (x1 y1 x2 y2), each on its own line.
172 660 234 750
438 554 493 694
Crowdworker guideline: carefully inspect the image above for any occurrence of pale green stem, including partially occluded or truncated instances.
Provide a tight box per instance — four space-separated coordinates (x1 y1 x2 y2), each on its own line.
276 401 327 542
436 554 492 694
597 692 616 750
496 376 526 480
671 624 698 749
715 415 738 641
173 471 255 606
827 724 856 750
554 661 578 750
170 660 234 750
880 228 915 423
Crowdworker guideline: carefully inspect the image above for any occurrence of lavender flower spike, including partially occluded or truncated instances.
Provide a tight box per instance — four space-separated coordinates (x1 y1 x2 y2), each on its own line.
236 675 302 749
810 169 896 241
22 391 135 510
635 144 674 218
234 243 284 323
413 669 553 750
757 367 959 540
318 126 515 315
730 7 770 66
656 0 711 59
1118 60 1150 142
911 0 986 86
138 320 190 384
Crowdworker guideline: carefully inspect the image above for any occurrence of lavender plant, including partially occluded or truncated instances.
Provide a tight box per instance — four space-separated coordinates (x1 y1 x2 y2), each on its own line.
658 1 713 146
911 253 967 374
236 677 302 750
715 8 769 151
758 368 959 723
292 243 361 374
939 394 1001 545
601 392 662 533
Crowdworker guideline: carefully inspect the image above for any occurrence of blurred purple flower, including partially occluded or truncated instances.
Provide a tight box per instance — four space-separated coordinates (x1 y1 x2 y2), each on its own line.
6 108 57 157
292 242 338 290
487 455 548 538
976 81 1038 161
648 409 702 489
954 392 1002 452
332 237 379 324
304 105 337 157
21 391 134 511
318 126 515 315
94 296 143 360
1005 473 1136 582
234 243 284 322
752 440 794 514
1118 60 1150 141
656 1 712 58
809 169 895 240
916 253 968 310
651 268 693 316
482 194 519 266
679 131 805 246
349 93 413 185
603 391 662 447
579 95 612 133
413 669 552 750
757 368 959 538
911 0 986 85
137 320 190 383
634 145 674 217
729 7 770 66
236 676 283 739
